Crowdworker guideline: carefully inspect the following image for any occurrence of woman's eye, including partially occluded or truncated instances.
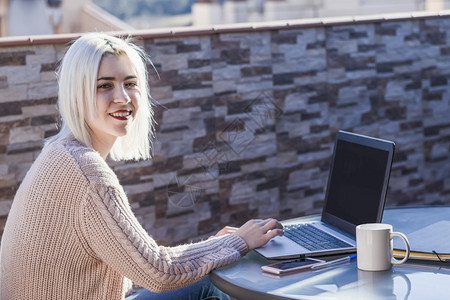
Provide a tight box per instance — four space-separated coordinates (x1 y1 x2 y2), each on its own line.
125 82 137 88
97 83 111 89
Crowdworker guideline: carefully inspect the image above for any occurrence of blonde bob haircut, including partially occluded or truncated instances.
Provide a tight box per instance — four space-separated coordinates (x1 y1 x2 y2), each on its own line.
46 32 154 161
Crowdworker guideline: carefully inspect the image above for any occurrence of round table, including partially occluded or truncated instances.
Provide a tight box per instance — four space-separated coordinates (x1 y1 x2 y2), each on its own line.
210 206 450 300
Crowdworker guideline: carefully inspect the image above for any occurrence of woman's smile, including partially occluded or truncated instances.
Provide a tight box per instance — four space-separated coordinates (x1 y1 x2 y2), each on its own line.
109 109 133 120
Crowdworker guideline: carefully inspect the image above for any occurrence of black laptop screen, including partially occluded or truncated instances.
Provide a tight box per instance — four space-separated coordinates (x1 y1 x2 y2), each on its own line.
323 136 392 227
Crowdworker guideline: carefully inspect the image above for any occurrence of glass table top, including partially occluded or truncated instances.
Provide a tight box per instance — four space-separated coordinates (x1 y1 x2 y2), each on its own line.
211 206 450 300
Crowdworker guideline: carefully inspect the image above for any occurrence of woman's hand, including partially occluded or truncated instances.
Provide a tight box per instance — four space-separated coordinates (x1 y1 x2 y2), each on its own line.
234 218 284 251
213 226 238 238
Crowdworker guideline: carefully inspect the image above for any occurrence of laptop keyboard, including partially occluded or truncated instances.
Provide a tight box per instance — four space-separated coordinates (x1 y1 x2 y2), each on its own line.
284 224 353 251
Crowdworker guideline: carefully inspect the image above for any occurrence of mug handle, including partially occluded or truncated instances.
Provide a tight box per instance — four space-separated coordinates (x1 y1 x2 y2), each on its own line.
390 232 410 265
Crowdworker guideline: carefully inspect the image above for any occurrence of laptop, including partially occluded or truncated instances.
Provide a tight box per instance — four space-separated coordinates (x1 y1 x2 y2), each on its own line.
256 130 395 259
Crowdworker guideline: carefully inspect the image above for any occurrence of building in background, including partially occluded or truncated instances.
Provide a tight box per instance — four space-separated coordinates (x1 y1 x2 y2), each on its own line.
3 0 450 37
192 0 450 27
0 0 133 37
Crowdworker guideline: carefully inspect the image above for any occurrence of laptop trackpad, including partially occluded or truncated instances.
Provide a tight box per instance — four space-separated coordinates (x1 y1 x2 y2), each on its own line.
255 236 307 259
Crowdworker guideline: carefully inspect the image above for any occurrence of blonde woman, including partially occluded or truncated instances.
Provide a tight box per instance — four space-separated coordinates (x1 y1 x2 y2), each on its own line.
0 33 283 300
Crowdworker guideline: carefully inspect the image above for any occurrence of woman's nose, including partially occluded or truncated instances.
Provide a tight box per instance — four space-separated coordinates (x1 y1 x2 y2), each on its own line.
113 86 131 104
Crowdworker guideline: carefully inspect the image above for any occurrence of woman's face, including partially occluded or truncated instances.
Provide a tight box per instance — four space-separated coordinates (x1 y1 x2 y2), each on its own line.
87 53 141 156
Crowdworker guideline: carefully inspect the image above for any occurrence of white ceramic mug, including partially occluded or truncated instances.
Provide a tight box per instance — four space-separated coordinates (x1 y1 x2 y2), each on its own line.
356 223 410 271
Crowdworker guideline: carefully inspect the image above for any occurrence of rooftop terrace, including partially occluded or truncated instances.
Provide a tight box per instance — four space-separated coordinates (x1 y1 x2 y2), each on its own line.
1 11 450 245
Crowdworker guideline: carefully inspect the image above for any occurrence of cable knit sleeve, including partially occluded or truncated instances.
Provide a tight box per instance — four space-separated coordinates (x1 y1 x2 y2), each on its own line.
80 183 248 293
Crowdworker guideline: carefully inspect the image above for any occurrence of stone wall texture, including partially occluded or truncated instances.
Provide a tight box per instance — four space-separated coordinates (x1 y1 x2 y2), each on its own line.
2 13 450 245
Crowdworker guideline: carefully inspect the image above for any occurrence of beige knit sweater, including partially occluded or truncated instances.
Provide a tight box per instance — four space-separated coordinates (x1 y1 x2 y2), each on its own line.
0 140 248 299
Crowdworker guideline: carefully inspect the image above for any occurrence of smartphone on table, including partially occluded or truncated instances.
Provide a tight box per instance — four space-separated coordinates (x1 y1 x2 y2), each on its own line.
261 257 325 275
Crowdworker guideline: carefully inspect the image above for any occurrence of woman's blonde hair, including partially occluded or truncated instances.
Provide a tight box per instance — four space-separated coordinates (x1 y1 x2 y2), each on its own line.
46 32 154 161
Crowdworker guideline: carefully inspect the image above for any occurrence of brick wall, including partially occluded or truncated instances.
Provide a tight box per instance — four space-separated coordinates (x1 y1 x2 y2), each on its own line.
2 12 450 245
